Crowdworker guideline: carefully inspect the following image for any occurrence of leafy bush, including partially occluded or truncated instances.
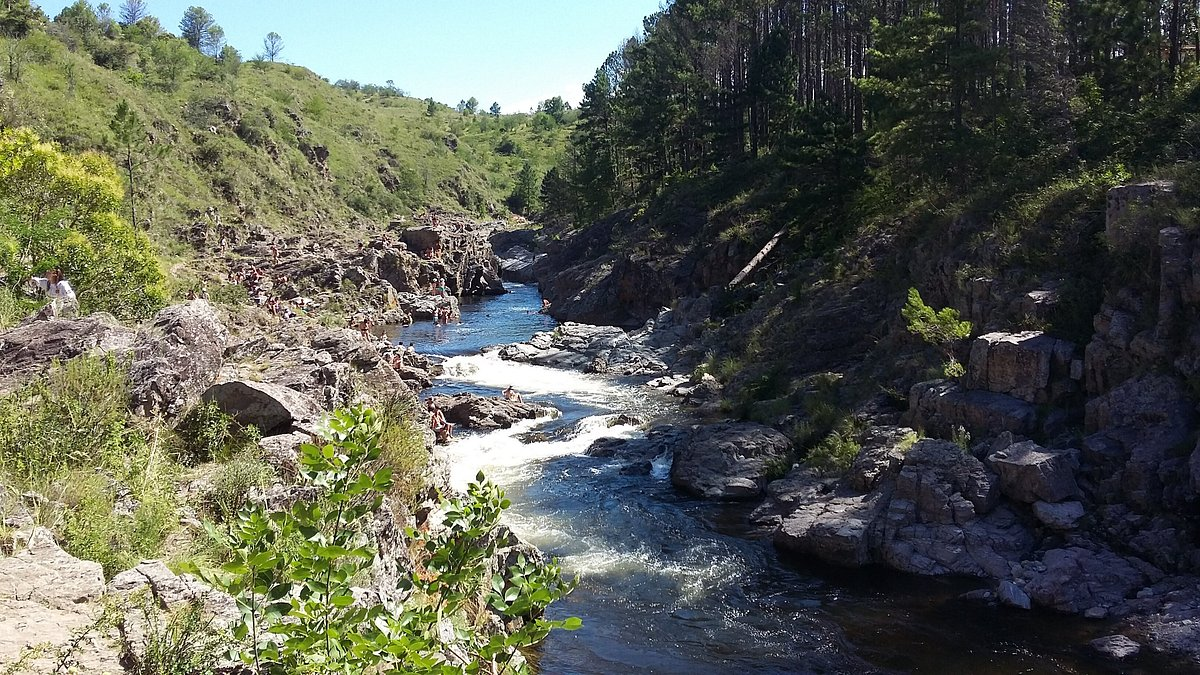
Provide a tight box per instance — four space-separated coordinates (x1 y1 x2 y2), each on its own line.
191 406 579 674
121 595 231 675
204 449 274 522
804 416 865 473
0 128 167 319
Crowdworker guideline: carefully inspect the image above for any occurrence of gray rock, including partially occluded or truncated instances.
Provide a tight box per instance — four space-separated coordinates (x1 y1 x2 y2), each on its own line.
1023 547 1147 613
108 560 238 627
774 492 887 567
998 580 1031 609
986 441 1080 503
0 527 104 610
202 380 323 435
1032 500 1086 530
670 423 793 500
965 331 1075 404
128 301 228 418
429 393 554 430
0 313 135 395
1089 634 1141 660
905 380 1038 439
846 426 915 493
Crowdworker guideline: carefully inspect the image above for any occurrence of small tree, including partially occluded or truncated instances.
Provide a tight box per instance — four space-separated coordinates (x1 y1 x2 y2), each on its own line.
489 101 501 117
507 161 541 215
109 99 168 230
902 288 972 378
118 0 146 26
424 97 436 116
179 5 216 51
261 31 282 61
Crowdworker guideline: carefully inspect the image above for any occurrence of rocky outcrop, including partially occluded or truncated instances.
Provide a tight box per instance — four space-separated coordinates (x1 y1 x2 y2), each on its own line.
905 379 1038 438
965 331 1077 405
0 527 104 610
128 300 228 417
496 320 672 376
202 379 323 435
0 313 135 394
770 438 1034 577
669 422 793 500
0 529 121 674
428 393 554 430
986 441 1080 504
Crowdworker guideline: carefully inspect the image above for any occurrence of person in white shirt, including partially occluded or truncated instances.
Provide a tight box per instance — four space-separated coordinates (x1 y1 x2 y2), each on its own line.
30 267 77 318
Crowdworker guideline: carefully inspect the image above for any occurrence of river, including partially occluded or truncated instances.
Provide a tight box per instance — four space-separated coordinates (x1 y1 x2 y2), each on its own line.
389 284 1171 675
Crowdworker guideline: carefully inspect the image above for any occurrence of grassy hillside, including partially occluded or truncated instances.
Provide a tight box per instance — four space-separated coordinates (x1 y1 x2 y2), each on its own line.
0 15 570 252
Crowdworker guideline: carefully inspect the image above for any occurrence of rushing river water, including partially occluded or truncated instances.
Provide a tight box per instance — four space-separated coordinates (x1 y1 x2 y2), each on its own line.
388 284 1176 675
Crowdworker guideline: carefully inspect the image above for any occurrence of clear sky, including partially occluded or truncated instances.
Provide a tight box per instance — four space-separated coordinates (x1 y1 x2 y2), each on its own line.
32 1 663 113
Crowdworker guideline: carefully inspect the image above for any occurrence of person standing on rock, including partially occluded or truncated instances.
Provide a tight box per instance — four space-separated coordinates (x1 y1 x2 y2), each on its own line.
29 268 77 318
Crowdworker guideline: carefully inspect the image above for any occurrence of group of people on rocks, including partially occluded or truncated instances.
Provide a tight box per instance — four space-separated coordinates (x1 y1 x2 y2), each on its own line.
228 265 299 320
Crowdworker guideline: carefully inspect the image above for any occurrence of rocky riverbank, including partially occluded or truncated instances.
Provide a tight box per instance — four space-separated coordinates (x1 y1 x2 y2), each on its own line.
0 215 545 672
489 183 1200 666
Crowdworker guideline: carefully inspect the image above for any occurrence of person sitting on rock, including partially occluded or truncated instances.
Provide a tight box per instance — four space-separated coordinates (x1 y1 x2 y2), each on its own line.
30 267 77 318
426 399 454 443
502 385 523 403
539 298 552 314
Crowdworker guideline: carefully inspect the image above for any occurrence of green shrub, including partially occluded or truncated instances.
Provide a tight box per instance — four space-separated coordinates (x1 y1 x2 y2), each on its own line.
174 400 259 466
0 355 130 484
60 467 177 578
376 395 429 509
902 288 972 379
804 416 865 474
121 595 231 675
189 406 579 674
205 449 274 522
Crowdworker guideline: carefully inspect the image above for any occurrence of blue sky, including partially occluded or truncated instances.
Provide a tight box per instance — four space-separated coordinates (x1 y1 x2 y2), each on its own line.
33 1 663 112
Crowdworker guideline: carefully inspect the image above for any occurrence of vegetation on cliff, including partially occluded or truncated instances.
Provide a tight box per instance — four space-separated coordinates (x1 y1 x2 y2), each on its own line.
539 0 1200 460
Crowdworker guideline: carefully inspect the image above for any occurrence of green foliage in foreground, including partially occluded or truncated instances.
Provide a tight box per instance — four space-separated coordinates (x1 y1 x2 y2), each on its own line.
902 288 972 378
0 355 179 576
191 406 579 674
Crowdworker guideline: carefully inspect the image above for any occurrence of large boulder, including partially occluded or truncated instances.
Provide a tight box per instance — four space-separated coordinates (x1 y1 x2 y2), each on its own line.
429 393 554 430
0 313 135 394
774 491 888 567
128 301 228 417
670 423 792 500
202 380 323 435
874 440 1029 578
986 441 1081 504
108 560 238 626
905 380 1038 439
1022 547 1148 614
965 331 1076 404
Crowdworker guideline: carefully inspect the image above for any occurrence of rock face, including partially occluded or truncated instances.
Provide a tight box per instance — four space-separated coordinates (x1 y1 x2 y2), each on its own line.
986 441 1081 504
202 379 323 435
107 560 238 627
669 423 792 500
0 527 104 610
965 331 1077 405
0 528 123 673
0 313 136 394
429 393 554 430
770 436 1034 578
128 300 228 417
905 379 1038 438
